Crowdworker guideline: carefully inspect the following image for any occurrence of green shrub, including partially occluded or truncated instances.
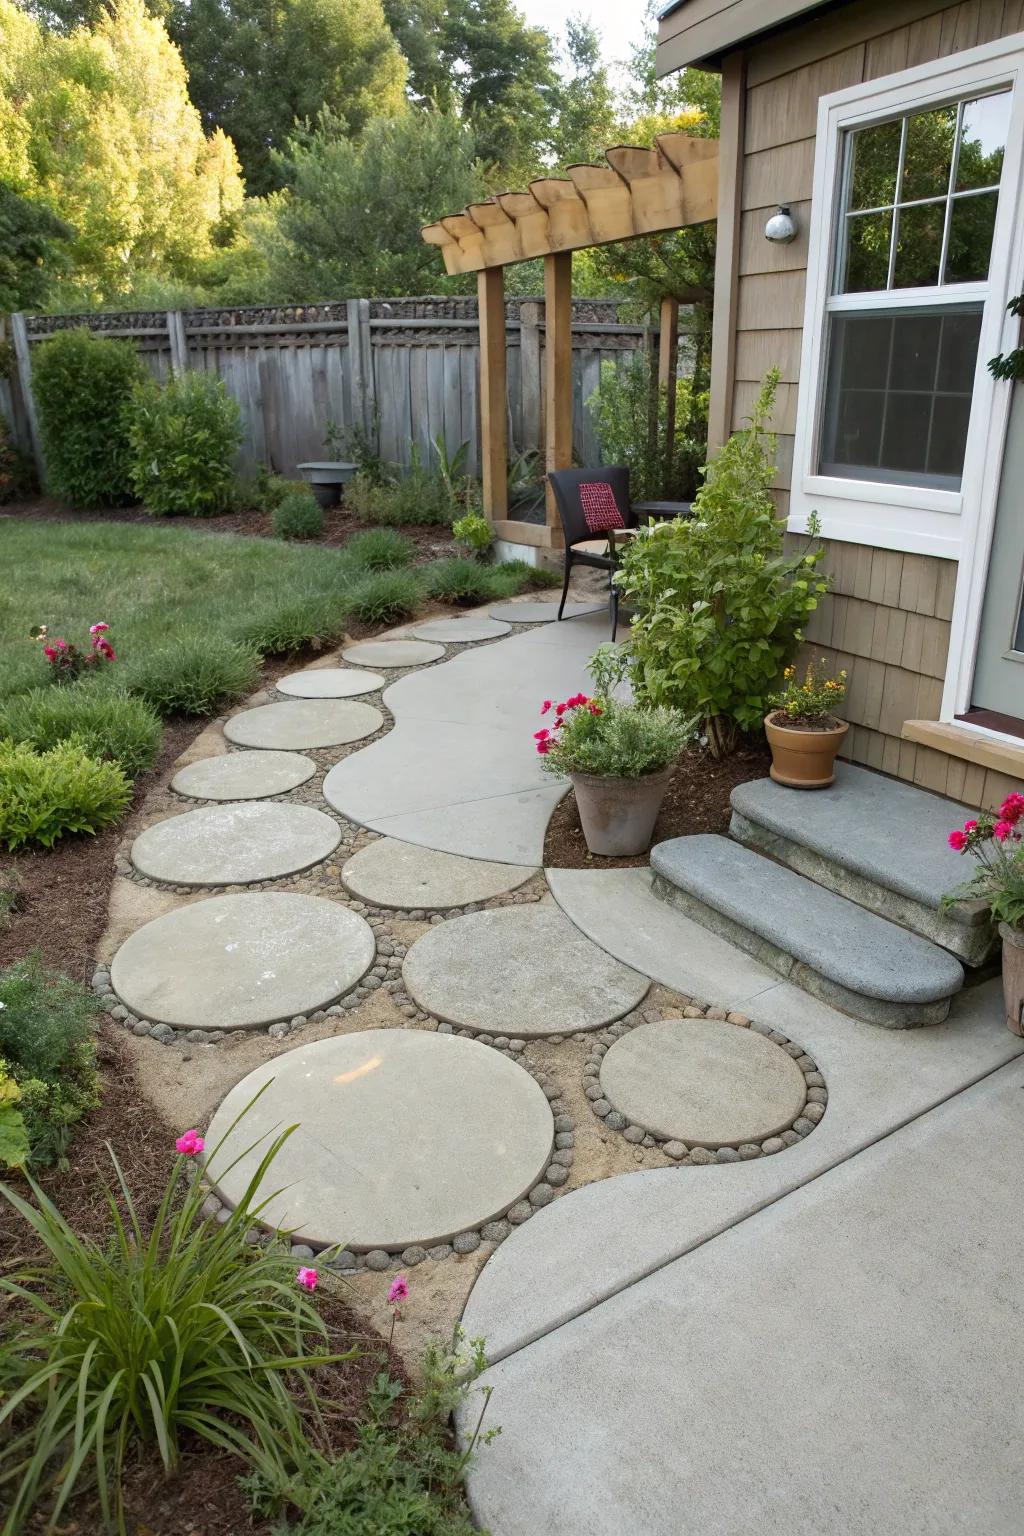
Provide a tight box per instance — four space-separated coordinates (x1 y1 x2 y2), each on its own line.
345 528 416 572
255 472 296 512
0 686 162 778
129 370 242 517
422 557 498 606
0 952 100 1167
537 646 694 779
616 370 828 758
344 568 423 625
31 329 144 508
587 352 708 503
452 511 494 558
122 637 260 717
346 464 455 526
0 412 36 504
0 737 132 850
0 1113 353 1530
272 487 325 541
491 558 560 591
233 593 352 655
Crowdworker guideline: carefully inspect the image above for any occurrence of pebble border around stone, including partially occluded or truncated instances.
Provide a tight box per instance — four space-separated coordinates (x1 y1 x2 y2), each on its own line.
581 1002 827 1161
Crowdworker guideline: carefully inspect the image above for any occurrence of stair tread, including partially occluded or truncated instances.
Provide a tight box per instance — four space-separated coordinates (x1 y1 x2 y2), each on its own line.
730 764 983 919
650 835 964 1004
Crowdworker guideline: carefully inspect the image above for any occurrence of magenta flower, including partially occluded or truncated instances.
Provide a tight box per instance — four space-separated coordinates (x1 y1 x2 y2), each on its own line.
993 820 1013 842
947 829 968 851
89 622 109 634
388 1274 409 1306
175 1128 205 1156
534 728 549 741
540 700 552 715
296 1266 318 1291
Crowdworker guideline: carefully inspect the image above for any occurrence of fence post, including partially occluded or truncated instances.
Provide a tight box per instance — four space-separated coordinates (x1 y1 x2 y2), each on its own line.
166 311 189 375
346 297 376 443
519 300 542 455
9 313 44 478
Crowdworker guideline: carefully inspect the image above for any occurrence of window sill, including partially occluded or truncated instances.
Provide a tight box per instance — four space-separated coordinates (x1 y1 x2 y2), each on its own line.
902 718 1024 777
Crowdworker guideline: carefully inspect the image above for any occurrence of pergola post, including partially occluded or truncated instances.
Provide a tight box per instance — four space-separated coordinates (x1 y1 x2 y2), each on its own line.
543 251 572 532
477 266 508 522
658 295 680 492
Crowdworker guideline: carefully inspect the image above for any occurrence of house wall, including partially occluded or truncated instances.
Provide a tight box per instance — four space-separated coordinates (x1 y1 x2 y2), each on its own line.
722 0 1024 803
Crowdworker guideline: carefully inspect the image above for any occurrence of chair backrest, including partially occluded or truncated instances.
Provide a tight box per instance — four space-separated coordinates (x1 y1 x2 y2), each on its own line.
547 467 634 546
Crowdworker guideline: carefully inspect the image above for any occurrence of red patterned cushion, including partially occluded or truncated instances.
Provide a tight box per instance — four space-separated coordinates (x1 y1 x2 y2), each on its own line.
579 481 625 534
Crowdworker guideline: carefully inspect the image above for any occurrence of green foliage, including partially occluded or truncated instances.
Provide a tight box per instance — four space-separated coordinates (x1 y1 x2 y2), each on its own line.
0 412 36 505
344 568 423 625
121 637 260 716
0 180 71 312
0 952 100 1166
491 558 560 591
346 465 455 527
0 1104 354 1531
537 647 693 779
587 353 707 502
345 528 416 573
31 329 144 508
551 17 618 170
129 371 242 518
0 685 162 778
231 593 352 656
0 1063 30 1171
271 488 325 541
422 558 498 606
256 472 297 512
989 294 1024 383
0 736 132 850
942 795 1024 929
616 371 828 757
452 512 494 559
769 656 848 725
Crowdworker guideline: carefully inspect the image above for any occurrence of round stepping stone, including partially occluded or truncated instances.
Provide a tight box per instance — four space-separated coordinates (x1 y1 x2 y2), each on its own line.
277 667 385 699
403 906 648 1036
599 1018 807 1149
111 892 374 1030
408 616 511 643
171 750 315 801
342 838 536 909
488 601 600 623
223 698 383 749
205 1030 554 1250
131 802 341 886
341 639 444 668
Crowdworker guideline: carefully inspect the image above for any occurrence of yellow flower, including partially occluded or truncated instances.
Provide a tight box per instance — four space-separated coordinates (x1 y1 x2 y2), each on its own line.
783 666 794 679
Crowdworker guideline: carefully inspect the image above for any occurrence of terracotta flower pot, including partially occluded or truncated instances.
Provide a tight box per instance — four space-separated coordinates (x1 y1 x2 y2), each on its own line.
999 922 1024 1037
571 765 673 857
764 712 849 790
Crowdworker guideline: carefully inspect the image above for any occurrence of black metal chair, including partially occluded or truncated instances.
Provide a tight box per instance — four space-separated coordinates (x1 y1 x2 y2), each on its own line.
547 467 636 640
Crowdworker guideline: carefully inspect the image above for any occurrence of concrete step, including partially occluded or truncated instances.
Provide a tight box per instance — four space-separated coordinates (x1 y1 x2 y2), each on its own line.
729 764 995 966
650 834 965 1028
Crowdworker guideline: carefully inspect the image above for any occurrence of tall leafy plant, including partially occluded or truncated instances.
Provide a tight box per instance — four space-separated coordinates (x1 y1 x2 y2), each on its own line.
587 353 707 502
129 370 241 517
32 330 144 508
616 369 828 757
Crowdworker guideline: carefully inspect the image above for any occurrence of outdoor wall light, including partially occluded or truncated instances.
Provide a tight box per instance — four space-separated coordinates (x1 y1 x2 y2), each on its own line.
764 205 798 244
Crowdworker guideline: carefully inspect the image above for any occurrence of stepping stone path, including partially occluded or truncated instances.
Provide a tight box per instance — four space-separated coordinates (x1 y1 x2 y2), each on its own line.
599 1018 808 1148
224 698 383 750
171 750 315 801
277 667 385 699
403 906 648 1036
205 1030 554 1250
341 639 444 668
342 838 536 909
409 616 511 642
488 601 600 623
131 802 341 886
111 892 374 1030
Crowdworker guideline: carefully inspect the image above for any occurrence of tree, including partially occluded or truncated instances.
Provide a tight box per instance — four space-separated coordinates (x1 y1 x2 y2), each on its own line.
551 16 617 171
0 183 71 311
260 108 485 298
168 0 407 196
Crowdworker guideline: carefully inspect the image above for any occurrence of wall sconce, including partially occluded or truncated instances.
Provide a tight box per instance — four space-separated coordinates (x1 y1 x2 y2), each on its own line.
764 205 798 244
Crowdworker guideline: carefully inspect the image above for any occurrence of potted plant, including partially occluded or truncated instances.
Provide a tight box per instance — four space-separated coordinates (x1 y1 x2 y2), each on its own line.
944 795 1024 1036
764 658 848 789
535 645 693 857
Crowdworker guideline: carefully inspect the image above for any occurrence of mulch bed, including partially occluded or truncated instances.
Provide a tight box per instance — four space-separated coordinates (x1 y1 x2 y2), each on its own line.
543 740 773 870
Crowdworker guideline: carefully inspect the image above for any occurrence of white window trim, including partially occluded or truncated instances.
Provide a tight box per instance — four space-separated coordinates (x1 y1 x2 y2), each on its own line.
789 35 1024 572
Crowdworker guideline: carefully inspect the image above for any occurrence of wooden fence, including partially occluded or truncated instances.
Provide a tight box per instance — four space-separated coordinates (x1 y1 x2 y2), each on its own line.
2 297 671 482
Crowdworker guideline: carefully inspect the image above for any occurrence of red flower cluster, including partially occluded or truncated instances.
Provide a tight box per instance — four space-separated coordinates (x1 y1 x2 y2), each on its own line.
33 620 116 681
535 693 602 754
948 793 1024 852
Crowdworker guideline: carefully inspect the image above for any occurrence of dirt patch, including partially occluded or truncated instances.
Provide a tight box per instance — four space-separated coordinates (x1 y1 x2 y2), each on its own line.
543 739 772 870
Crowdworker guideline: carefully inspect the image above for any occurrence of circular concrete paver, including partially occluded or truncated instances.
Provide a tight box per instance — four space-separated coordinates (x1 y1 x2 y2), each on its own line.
600 1018 807 1148
111 892 374 1030
277 667 386 699
342 837 536 909
223 698 383 750
408 616 511 643
488 601 600 623
171 750 316 801
205 1030 554 1250
131 802 341 886
341 639 444 668
403 905 648 1036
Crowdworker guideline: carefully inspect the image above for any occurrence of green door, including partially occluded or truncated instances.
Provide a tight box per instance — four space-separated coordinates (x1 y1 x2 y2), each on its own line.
971 384 1024 726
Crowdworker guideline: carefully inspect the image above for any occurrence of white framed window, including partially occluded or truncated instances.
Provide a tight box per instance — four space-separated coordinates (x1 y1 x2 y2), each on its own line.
789 36 1024 558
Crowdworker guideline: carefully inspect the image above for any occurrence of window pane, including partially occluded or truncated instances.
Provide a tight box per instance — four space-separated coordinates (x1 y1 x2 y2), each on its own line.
880 393 933 473
831 389 886 470
928 395 972 477
956 91 1011 190
944 190 998 282
848 119 902 210
889 314 940 390
892 201 944 287
937 309 982 390
839 313 891 388
841 211 892 292
900 105 957 202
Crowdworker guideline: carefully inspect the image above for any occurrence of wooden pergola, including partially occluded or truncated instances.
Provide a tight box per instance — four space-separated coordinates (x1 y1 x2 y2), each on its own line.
421 133 717 549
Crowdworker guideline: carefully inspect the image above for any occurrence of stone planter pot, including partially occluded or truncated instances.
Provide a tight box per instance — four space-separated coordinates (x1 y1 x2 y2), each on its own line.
764 712 849 790
571 765 673 857
999 922 1024 1037
296 460 358 509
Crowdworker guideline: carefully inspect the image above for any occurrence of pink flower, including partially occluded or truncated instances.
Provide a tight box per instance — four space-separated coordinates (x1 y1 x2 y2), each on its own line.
175 1128 205 1156
534 728 549 741
964 819 978 832
948 829 968 851
588 704 602 717
89 622 109 634
296 1266 318 1291
555 702 567 716
55 639 68 651
536 740 551 755
43 646 57 661
993 821 1013 842
999 793 1024 825
97 640 116 661
540 700 552 715
388 1274 409 1306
